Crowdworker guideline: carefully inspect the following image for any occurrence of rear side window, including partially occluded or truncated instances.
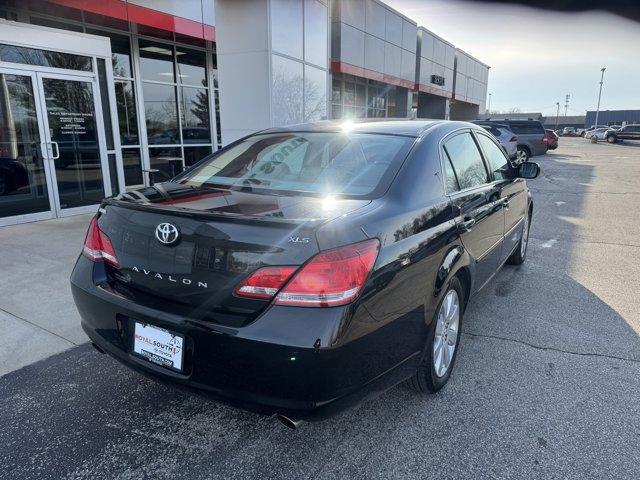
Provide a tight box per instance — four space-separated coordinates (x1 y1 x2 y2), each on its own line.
476 133 510 181
443 132 488 191
443 155 459 192
510 122 544 135
482 126 501 137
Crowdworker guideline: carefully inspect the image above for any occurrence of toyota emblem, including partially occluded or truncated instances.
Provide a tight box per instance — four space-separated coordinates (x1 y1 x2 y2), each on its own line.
155 223 180 245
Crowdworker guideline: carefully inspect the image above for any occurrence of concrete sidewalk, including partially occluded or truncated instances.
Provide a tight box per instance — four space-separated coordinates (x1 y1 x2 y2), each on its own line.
0 214 93 375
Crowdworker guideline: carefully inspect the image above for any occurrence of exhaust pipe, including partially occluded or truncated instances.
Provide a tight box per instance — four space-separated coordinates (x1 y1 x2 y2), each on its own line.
276 414 303 430
91 342 106 354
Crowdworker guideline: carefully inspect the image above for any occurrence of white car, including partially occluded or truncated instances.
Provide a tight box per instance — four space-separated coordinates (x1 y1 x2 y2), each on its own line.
480 124 518 161
585 127 613 140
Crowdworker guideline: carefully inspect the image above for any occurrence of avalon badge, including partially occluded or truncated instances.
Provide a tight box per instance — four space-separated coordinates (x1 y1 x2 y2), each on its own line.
155 222 180 245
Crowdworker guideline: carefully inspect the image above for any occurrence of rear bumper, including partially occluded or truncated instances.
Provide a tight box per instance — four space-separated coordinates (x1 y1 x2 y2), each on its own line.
71 258 419 421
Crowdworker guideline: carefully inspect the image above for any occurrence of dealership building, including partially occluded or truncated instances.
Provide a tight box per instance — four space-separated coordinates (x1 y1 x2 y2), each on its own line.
0 0 489 226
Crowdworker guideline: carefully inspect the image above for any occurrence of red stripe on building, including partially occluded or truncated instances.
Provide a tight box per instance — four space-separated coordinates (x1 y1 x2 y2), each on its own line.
49 0 215 41
331 61 415 90
415 83 453 99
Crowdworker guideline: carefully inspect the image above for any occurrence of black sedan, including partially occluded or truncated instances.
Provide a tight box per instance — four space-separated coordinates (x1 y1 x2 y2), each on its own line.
71 120 539 427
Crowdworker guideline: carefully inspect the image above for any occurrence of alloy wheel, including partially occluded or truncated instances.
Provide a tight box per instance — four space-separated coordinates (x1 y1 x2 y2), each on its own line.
433 289 460 378
517 149 528 163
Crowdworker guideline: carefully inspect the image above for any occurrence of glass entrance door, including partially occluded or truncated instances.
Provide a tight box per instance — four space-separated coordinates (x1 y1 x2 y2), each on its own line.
0 70 55 223
0 69 110 224
37 73 108 215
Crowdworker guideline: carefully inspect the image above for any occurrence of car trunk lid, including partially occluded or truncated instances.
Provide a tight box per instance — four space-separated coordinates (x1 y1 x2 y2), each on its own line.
96 183 370 327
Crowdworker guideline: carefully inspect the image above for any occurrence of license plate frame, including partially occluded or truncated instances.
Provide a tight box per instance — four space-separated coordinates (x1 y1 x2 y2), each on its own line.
132 322 185 373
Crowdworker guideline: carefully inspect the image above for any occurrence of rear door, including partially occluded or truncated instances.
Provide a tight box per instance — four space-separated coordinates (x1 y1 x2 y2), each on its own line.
474 131 527 264
509 122 547 156
623 125 640 140
442 131 504 290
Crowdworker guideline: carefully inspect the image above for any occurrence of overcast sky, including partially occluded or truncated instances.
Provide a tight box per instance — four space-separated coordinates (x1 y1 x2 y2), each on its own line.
386 0 640 116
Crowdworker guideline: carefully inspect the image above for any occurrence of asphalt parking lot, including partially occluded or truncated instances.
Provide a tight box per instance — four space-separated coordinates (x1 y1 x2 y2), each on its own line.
1 137 639 479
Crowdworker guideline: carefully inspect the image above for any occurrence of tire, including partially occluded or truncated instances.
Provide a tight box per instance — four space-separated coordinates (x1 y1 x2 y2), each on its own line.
507 211 531 265
606 134 617 144
406 276 464 394
516 146 530 164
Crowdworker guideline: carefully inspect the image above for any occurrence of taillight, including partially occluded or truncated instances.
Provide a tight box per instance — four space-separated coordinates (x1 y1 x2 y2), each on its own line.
510 135 518 142
275 239 379 307
82 216 120 268
234 266 297 300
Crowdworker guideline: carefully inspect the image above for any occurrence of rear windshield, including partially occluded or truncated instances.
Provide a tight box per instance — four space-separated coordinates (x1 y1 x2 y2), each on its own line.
174 132 414 197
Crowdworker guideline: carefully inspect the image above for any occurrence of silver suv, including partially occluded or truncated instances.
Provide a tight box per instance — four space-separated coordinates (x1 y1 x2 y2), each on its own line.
476 120 548 162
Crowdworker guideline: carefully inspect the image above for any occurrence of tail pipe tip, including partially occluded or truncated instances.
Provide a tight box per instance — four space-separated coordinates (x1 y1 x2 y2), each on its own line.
276 414 303 430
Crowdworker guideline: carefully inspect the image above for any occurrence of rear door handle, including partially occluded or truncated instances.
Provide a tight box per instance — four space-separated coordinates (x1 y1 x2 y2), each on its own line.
458 218 476 232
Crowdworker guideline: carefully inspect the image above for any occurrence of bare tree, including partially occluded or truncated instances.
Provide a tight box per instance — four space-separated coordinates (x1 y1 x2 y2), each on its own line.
271 65 327 126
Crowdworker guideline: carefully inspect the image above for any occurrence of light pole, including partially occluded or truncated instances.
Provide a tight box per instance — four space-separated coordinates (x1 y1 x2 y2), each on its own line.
564 94 570 118
555 102 560 130
594 67 606 127
487 93 492 115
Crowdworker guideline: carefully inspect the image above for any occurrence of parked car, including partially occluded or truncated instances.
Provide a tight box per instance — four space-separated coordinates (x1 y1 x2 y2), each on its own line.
475 119 547 162
478 123 518 159
544 129 559 150
605 124 640 143
0 157 30 196
585 127 613 140
581 125 608 137
562 127 577 136
71 120 540 426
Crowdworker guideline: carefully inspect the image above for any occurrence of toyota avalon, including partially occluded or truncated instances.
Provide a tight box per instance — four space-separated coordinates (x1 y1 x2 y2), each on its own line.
71 120 539 426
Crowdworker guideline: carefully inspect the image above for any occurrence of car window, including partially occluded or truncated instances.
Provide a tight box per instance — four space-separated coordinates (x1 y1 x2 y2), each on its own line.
443 132 488 191
174 132 413 198
481 125 501 137
476 133 510 181
510 123 544 135
442 155 459 193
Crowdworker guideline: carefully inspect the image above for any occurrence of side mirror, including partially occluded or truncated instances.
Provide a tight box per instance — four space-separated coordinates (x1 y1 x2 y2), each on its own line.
518 162 540 179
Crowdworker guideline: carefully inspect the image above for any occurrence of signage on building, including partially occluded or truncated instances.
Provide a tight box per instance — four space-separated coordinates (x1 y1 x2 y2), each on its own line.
430 75 445 87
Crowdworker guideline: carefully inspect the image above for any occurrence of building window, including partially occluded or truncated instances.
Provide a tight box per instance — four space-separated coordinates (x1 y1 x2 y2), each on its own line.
272 54 304 125
270 0 328 127
139 39 175 82
0 43 92 71
304 65 327 121
180 87 210 143
138 39 214 178
143 83 179 144
20 8 218 189
271 0 303 60
303 0 327 68
115 81 138 145
330 74 389 119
